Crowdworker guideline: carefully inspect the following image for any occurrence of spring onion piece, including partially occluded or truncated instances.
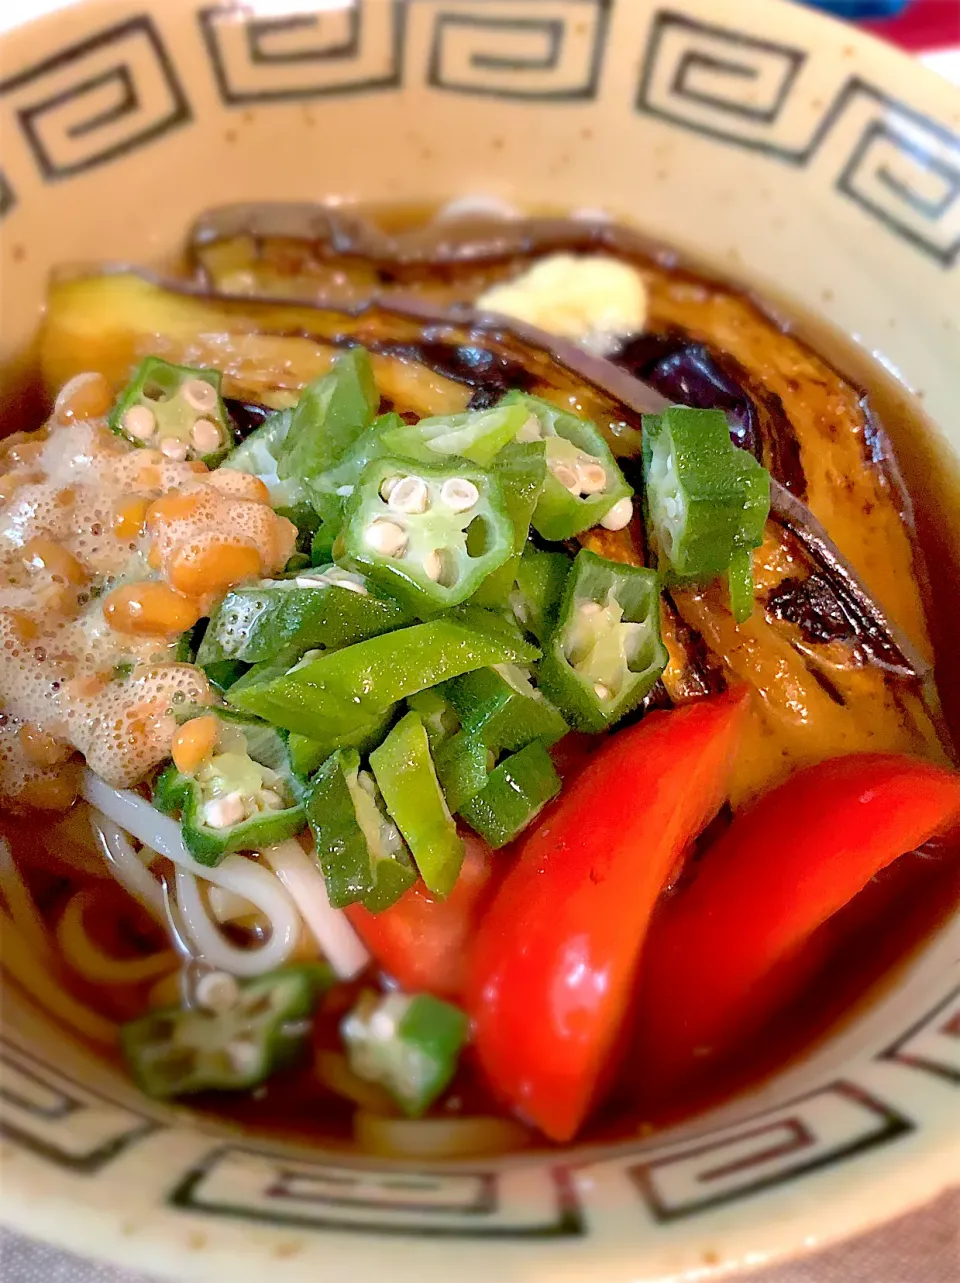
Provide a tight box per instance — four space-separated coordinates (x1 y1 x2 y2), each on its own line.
443 664 568 753
378 401 530 468
226 609 539 739
369 712 464 898
341 990 469 1117
276 348 379 485
196 567 411 668
305 750 416 913
457 741 561 848
472 440 547 609
510 546 571 644
538 549 668 733
222 407 304 507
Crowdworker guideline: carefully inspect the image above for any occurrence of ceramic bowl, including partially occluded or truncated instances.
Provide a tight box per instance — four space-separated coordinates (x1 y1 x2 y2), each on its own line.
1 1 959 1279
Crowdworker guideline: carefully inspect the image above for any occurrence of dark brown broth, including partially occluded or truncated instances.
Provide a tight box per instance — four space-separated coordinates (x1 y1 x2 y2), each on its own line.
3 213 960 1154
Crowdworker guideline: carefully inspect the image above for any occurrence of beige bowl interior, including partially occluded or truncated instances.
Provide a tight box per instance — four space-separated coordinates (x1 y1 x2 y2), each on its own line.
1 1 959 1280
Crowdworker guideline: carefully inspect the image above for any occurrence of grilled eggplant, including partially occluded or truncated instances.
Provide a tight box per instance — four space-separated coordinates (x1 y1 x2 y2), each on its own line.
40 209 948 804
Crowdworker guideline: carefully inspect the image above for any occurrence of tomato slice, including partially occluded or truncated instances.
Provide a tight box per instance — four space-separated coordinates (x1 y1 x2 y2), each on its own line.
636 751 960 1087
345 834 494 1001
466 690 749 1141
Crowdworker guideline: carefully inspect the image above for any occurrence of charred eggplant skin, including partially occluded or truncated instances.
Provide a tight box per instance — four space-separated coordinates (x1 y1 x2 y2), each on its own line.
40 242 946 807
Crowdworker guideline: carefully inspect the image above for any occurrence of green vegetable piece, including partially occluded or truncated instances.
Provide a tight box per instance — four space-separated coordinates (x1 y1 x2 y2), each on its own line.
511 547 572 643
196 567 411 668
406 688 460 753
378 402 531 468
277 348 379 485
303 412 403 541
340 456 514 618
121 964 332 1099
458 741 561 849
287 706 396 781
501 393 632 541
472 440 547 609
227 609 538 739
204 660 249 693
727 547 756 624
276 501 321 556
109 357 231 465
305 749 416 912
444 664 568 753
434 731 492 814
222 408 305 508
538 549 668 734
152 708 304 866
642 406 771 581
370 712 464 898
341 990 468 1117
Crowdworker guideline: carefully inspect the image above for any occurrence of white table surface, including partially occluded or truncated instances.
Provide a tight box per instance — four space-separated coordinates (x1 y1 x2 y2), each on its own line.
0 2 957 1279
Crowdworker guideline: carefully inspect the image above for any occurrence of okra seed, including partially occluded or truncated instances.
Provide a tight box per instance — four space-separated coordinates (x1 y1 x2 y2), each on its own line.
422 549 445 582
594 682 611 700
579 601 603 617
364 519 407 558
181 379 219 414
190 418 221 454
368 1009 398 1041
227 1037 262 1076
123 406 157 441
516 416 543 443
159 437 189 462
203 791 246 829
259 788 284 811
600 497 633 531
578 463 608 494
379 475 402 501
551 463 580 493
439 478 479 512
195 970 240 1014
388 476 430 514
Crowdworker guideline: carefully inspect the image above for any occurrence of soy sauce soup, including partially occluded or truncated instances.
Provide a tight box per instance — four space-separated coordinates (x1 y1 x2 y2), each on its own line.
2 204 959 1157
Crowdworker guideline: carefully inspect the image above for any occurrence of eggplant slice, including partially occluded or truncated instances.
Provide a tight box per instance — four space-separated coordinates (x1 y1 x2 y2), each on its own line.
190 204 927 650
40 242 947 807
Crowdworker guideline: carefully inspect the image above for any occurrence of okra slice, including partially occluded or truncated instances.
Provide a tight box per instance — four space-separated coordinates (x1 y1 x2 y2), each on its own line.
340 456 514 617
538 549 668 734
109 357 232 465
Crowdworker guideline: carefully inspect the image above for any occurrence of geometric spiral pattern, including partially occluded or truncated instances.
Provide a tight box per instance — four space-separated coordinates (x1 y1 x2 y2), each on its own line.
425 0 610 100
198 1 403 104
0 16 190 180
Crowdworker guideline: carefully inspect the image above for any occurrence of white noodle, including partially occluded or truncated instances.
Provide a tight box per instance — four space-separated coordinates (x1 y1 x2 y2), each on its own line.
56 891 178 986
0 907 117 1047
208 885 259 923
261 840 370 980
89 812 167 923
354 1111 531 1159
82 771 363 979
0 837 53 963
174 863 299 977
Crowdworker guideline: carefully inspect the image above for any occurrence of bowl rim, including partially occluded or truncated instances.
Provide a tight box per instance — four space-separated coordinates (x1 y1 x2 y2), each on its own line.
0 0 959 1279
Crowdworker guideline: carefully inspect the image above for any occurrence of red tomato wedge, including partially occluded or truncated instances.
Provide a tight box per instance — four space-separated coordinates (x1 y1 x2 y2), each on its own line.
345 834 494 1001
466 689 749 1142
637 752 960 1086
